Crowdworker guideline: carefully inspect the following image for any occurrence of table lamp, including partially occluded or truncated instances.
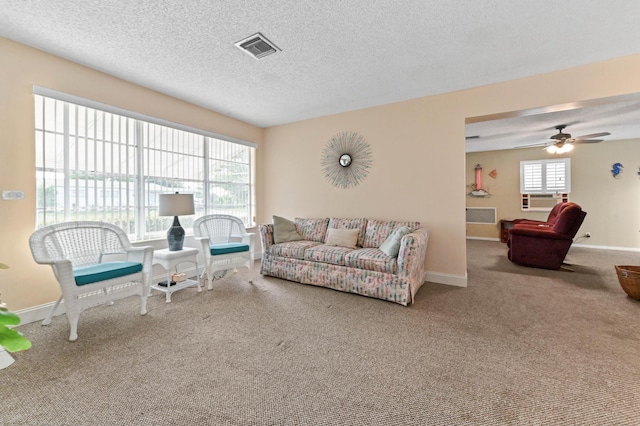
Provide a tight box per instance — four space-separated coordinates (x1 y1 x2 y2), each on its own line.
159 192 195 251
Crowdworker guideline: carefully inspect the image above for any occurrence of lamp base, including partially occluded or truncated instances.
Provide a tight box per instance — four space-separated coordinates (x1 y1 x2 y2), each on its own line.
167 216 185 251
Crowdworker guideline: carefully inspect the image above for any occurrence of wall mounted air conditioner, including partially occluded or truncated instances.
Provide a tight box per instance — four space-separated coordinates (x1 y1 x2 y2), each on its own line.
521 193 568 211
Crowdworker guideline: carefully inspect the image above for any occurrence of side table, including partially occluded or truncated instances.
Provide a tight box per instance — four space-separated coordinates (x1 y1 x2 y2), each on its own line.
499 219 516 243
151 247 202 303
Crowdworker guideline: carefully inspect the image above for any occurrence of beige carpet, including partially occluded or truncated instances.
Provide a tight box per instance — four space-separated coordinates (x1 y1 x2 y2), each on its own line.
3 240 640 425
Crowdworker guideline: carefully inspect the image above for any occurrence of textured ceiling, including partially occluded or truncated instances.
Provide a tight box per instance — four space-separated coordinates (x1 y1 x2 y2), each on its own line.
1 0 640 150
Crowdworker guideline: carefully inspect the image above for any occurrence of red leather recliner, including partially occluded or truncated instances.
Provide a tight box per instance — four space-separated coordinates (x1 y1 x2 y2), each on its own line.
507 203 587 270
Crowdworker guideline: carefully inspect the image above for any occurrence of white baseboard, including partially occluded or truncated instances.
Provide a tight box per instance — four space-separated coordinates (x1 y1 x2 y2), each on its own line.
572 243 640 252
466 236 501 242
466 236 640 252
424 270 468 287
14 301 63 326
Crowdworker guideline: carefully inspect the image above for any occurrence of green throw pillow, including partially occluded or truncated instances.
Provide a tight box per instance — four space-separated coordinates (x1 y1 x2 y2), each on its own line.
273 215 302 244
379 226 412 257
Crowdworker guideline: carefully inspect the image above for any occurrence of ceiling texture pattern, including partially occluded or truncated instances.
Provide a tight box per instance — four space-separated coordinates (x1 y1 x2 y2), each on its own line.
1 0 640 151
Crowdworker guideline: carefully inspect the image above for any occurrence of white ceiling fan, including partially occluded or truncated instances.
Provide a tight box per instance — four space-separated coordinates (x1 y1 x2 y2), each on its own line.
521 124 611 153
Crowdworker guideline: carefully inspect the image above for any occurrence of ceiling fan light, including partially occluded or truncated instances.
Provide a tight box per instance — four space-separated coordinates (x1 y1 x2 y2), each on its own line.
546 145 557 154
563 143 574 153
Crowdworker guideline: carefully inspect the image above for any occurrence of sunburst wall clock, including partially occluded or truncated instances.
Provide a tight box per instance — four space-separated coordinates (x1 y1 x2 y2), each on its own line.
321 131 372 189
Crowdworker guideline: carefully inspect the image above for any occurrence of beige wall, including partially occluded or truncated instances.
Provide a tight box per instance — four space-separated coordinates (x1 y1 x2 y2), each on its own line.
262 96 466 285
0 38 263 311
466 139 640 249
3 34 640 312
263 54 640 285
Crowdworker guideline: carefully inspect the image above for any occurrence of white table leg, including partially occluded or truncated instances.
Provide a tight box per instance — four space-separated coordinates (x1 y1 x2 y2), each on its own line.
165 271 172 303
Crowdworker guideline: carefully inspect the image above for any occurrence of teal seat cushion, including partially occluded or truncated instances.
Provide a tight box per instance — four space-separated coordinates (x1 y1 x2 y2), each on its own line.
74 261 143 286
210 242 250 256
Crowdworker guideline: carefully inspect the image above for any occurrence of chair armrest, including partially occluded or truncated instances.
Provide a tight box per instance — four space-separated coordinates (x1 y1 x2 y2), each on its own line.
194 236 211 260
33 254 77 290
512 223 552 234
125 246 154 269
242 232 257 257
46 259 77 292
513 219 547 226
508 227 572 241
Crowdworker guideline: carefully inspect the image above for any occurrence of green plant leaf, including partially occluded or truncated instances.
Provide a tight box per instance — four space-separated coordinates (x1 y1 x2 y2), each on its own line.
0 326 32 352
0 309 21 326
0 263 31 353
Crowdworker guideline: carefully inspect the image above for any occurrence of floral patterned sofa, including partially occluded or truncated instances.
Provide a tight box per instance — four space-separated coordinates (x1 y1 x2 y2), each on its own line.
259 217 429 306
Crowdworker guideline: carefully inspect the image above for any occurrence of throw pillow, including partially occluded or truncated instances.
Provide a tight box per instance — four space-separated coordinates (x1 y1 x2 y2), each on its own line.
295 217 330 242
325 228 359 249
273 215 302 244
328 217 367 247
379 226 412 257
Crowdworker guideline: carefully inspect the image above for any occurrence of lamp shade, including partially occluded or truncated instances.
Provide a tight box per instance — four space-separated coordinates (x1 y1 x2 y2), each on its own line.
159 193 195 216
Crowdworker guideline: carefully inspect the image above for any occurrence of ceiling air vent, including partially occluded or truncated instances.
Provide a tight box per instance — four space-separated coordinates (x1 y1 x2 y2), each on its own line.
235 33 280 59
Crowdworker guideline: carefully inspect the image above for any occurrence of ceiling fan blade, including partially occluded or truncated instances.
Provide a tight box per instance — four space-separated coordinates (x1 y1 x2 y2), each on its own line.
574 132 610 140
513 142 549 149
574 139 604 144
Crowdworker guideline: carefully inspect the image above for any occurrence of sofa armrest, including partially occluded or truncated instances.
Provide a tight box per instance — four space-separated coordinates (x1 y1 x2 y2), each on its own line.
397 227 429 276
259 224 275 254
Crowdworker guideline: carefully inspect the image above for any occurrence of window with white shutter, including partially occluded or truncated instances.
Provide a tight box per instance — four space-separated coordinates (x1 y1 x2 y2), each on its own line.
521 162 543 192
545 161 567 192
520 158 571 194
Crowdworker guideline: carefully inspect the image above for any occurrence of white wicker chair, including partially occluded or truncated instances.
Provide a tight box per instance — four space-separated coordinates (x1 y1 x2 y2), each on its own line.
193 215 255 290
29 221 153 341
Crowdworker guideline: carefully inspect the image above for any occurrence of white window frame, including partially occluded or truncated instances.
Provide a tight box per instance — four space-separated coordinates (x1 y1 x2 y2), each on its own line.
520 158 571 194
34 86 257 241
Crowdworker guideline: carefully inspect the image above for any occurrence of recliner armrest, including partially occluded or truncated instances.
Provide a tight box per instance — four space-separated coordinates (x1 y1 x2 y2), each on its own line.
508 227 573 241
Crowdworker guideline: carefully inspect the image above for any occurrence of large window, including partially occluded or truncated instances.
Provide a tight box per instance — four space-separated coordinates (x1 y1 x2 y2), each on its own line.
34 88 256 241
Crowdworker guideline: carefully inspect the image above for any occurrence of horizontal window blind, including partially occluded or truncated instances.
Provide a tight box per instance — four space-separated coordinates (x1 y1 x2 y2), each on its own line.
34 88 256 241
33 86 257 148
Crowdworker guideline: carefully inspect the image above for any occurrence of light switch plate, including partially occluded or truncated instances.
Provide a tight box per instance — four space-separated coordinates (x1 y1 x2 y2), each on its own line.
2 190 24 200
